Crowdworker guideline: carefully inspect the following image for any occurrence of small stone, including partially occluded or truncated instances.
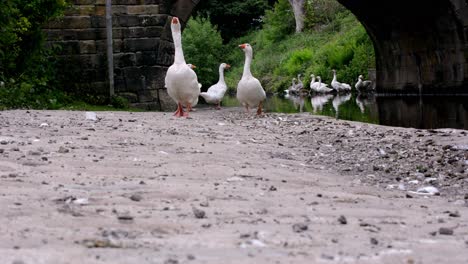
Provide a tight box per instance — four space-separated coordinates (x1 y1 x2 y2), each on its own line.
338 215 347 225
269 186 277 191
129 194 142 202
199 201 209 207
192 207 206 219
58 146 69 153
292 223 308 233
448 211 460 217
370 237 378 245
164 259 178 264
439 227 454 235
187 254 196 260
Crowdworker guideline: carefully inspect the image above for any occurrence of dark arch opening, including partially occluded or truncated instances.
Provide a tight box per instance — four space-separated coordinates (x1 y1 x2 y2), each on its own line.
337 0 467 93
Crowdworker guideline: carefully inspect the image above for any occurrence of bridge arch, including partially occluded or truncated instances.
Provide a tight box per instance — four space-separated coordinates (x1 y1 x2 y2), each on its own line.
337 0 468 94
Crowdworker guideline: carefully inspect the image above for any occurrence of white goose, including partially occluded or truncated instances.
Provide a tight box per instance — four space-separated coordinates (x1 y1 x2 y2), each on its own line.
237 43 266 115
187 64 202 109
164 17 200 117
355 75 374 94
314 76 333 93
285 78 297 95
295 74 304 92
331 69 351 93
200 63 230 109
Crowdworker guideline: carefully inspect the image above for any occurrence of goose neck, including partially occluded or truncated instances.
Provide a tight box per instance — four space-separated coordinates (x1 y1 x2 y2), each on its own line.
172 30 185 64
242 52 253 78
218 66 226 84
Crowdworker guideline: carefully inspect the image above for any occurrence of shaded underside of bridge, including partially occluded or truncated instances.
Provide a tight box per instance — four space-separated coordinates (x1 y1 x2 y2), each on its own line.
337 0 468 94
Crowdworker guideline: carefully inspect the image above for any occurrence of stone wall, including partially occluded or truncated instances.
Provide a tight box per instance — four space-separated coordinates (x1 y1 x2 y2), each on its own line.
45 0 176 110
338 0 468 94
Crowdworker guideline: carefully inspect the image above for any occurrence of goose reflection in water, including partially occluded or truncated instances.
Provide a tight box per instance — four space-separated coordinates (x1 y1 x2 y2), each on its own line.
286 94 306 112
311 94 333 113
332 93 352 118
355 93 376 113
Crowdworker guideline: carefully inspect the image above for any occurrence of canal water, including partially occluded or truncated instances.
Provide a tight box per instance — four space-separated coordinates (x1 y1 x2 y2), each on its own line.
220 93 468 130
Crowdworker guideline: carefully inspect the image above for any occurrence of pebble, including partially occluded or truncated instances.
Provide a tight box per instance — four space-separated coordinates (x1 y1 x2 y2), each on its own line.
192 207 206 219
130 194 142 202
58 146 69 153
370 237 378 245
292 223 308 233
338 215 347 225
439 227 454 235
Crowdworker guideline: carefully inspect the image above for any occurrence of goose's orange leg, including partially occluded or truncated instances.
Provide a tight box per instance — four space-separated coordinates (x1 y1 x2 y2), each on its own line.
256 101 263 116
174 103 185 117
216 102 221 110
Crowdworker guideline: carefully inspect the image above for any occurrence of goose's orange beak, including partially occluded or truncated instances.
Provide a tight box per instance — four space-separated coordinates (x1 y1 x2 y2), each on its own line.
191 64 197 69
238 44 246 49
225 64 231 69
172 17 179 24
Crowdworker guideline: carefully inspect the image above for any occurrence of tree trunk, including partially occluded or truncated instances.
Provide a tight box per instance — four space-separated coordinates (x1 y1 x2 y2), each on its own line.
288 0 305 33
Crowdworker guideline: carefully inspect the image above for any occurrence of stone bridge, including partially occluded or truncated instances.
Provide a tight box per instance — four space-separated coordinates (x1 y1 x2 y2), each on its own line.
46 0 468 110
338 0 468 94
46 0 200 110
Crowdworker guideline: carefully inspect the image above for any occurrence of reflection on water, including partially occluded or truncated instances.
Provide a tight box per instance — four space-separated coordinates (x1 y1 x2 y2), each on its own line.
222 93 468 129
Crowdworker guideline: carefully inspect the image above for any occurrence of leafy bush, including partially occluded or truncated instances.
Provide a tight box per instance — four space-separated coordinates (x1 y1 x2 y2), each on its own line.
280 48 314 75
183 17 224 88
110 95 130 109
261 0 295 44
0 0 70 109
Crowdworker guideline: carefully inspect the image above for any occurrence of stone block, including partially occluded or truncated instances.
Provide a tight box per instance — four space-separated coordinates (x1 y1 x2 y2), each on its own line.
156 40 174 66
95 39 124 53
64 5 95 16
46 16 91 29
73 0 95 5
114 53 137 68
123 38 159 52
136 51 158 66
117 92 139 103
116 15 141 27
139 14 167 27
131 102 161 110
121 26 162 38
157 88 177 111
137 89 158 102
127 5 159 15
90 16 106 28
141 66 166 89
79 40 97 53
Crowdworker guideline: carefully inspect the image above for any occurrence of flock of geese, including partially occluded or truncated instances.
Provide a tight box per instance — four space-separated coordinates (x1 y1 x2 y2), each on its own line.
164 16 375 118
164 17 265 117
286 70 374 96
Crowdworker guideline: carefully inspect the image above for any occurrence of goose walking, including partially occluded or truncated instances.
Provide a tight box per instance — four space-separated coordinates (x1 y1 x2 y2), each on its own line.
237 43 266 115
164 17 200 117
355 75 374 94
200 63 231 109
331 69 351 93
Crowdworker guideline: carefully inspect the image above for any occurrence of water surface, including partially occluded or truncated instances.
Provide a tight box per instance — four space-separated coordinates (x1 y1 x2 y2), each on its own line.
221 93 468 130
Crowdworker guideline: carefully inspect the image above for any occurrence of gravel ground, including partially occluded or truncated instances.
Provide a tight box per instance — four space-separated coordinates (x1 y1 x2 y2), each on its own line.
0 108 467 264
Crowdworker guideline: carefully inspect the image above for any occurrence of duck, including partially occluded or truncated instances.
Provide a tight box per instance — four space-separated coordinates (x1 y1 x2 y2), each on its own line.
200 63 231 109
164 17 200 117
355 75 374 94
331 69 352 93
237 43 266 115
314 76 333 93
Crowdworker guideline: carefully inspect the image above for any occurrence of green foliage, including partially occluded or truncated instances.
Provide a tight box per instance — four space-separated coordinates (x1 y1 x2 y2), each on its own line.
183 17 224 87
193 0 274 42
110 95 130 109
281 49 314 75
0 0 70 109
222 0 376 93
261 0 296 44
